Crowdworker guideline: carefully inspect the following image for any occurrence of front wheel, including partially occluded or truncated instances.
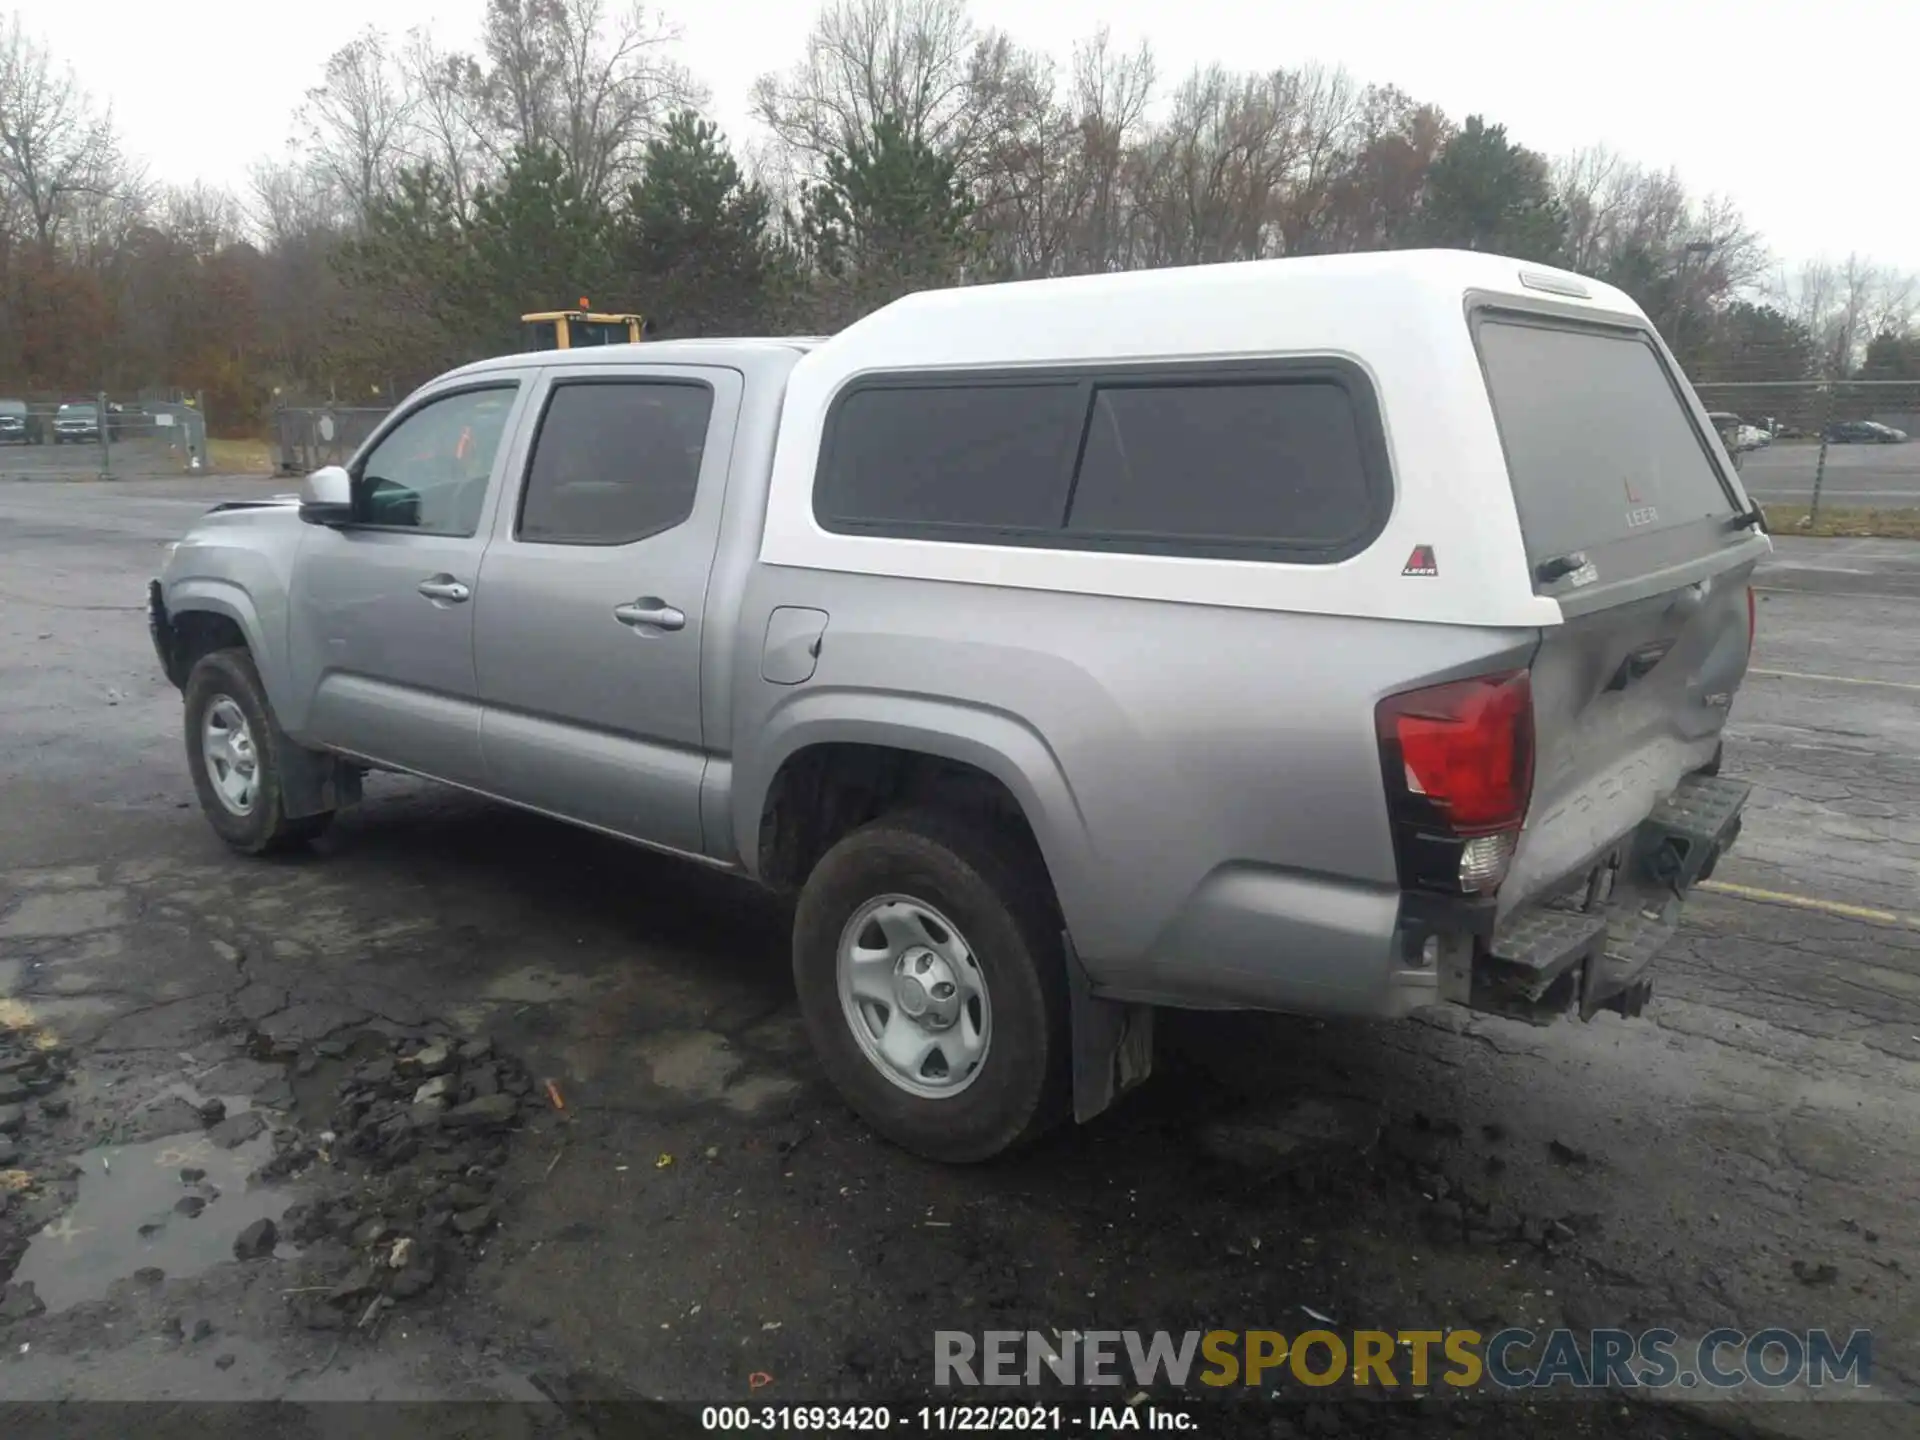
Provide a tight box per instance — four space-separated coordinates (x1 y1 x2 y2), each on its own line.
793 810 1069 1163
183 648 332 855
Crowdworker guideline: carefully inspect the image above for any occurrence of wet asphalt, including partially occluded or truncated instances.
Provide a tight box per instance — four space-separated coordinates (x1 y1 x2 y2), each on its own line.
0 478 1915 1439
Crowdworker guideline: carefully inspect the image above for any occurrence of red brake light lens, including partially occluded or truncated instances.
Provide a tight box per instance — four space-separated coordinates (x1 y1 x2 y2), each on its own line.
1376 670 1535 895
1746 584 1757 655
1378 671 1534 833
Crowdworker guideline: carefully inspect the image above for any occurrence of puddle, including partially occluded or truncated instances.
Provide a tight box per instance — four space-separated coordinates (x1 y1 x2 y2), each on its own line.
9 1106 294 1313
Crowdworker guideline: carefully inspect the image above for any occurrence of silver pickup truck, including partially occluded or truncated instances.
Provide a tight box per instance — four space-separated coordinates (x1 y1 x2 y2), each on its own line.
150 251 1766 1162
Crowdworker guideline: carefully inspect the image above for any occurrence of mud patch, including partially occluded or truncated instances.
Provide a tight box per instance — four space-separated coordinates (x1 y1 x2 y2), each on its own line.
480 967 604 1006
635 1030 803 1116
639 1030 742 1099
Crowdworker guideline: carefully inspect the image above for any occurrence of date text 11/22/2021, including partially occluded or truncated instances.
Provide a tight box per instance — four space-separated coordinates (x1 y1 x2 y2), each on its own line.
701 1405 1199 1432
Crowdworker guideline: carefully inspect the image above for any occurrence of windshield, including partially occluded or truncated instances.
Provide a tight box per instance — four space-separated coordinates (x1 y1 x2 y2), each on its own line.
59 404 97 419
570 320 631 347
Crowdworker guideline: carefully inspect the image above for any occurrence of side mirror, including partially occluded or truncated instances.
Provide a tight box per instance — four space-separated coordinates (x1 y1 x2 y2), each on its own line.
300 465 353 527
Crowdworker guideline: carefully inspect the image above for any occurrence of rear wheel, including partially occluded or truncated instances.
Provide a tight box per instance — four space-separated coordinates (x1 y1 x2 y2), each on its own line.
183 648 332 855
793 810 1069 1163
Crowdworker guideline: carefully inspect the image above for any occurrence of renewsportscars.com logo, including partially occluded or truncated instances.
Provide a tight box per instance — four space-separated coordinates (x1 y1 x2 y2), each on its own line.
934 1328 1873 1392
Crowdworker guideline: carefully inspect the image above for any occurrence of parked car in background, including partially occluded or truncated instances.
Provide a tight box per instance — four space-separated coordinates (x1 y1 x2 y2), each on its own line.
53 401 100 444
1705 412 1768 453
1825 420 1908 444
149 250 1765 1163
0 399 27 444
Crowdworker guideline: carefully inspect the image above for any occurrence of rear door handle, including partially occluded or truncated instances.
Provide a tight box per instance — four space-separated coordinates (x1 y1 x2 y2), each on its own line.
417 575 471 603
614 598 686 633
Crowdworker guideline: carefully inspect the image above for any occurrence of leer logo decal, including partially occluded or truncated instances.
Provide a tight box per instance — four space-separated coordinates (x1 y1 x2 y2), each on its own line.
1402 545 1438 577
1623 476 1657 528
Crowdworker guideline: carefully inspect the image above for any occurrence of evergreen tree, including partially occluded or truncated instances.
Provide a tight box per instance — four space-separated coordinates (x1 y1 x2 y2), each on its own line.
620 111 792 337
801 114 979 324
467 144 617 350
332 164 479 387
1416 116 1564 263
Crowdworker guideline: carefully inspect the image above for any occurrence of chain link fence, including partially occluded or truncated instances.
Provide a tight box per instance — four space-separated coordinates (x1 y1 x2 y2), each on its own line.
271 406 392 476
0 392 211 480
1693 380 1920 523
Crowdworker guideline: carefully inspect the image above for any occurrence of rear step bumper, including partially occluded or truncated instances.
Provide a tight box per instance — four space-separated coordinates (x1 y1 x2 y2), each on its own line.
1464 773 1750 1025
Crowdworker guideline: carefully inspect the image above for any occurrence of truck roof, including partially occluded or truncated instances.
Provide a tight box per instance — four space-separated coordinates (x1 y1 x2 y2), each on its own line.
814 249 1643 374
452 336 824 379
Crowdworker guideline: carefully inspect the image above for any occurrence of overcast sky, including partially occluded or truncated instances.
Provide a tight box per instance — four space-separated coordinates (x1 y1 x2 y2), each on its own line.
16 0 1917 275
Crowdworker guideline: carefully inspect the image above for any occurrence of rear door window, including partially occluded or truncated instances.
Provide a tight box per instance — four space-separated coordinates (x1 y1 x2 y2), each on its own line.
1475 317 1737 578
517 380 713 545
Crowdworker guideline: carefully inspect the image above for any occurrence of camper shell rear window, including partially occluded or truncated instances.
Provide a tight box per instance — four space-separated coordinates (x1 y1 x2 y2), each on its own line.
1472 309 1741 589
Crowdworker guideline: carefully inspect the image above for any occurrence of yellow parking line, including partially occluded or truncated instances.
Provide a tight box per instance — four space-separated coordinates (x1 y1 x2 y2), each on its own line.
1697 879 1917 928
1749 667 1920 693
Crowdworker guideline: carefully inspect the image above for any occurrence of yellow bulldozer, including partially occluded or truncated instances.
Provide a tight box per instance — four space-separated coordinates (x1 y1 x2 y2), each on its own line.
520 300 649 351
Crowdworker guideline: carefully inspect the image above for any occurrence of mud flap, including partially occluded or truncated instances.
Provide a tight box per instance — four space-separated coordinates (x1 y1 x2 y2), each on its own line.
1064 932 1154 1124
276 730 363 819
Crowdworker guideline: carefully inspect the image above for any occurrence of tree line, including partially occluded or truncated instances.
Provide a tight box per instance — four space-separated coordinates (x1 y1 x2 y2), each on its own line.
1 0 1916 434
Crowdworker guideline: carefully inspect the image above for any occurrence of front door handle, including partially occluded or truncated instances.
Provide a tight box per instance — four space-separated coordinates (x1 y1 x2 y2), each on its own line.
614 598 686 633
417 575 471 603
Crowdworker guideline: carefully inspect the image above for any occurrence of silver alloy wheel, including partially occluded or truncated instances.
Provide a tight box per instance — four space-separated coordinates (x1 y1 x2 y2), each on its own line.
836 894 992 1099
201 695 259 816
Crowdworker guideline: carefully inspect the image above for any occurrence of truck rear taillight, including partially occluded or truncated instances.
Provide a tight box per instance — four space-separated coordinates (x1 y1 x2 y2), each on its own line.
1746 584 1757 655
1376 670 1535 895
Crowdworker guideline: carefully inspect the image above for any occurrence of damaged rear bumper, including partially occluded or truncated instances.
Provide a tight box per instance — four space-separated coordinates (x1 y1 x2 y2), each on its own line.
1442 772 1750 1025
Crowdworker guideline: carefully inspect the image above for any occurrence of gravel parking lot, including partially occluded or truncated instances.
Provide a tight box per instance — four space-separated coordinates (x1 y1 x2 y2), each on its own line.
0 478 1915 1437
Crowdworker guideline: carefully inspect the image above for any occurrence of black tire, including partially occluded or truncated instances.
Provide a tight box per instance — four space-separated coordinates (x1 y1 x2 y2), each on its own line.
183 648 333 855
793 809 1070 1163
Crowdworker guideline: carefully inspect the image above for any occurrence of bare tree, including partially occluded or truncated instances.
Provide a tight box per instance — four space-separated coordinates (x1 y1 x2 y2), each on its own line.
1127 65 1317 268
1553 147 1764 293
303 29 416 227
964 35 1073 277
1777 256 1919 375
0 12 124 248
247 153 342 248
1553 145 1627 274
1269 64 1364 253
1059 28 1155 273
399 28 494 217
478 0 699 198
751 0 980 168
158 181 245 254
1303 85 1449 255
